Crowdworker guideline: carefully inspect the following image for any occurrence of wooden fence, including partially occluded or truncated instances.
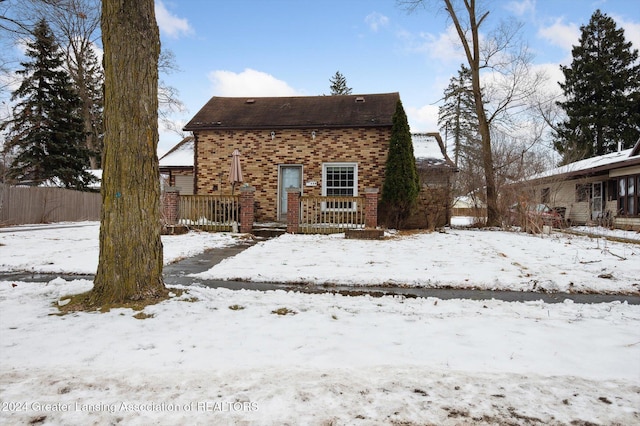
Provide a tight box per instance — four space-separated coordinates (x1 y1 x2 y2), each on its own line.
299 195 365 234
178 194 239 232
0 183 101 226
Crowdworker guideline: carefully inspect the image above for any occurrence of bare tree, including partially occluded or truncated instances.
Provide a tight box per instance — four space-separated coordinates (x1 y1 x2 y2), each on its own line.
400 0 545 226
0 0 71 35
158 49 186 138
90 0 166 306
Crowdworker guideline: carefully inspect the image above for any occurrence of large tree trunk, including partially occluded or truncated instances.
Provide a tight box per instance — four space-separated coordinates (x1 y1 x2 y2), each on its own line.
447 0 500 227
91 0 166 304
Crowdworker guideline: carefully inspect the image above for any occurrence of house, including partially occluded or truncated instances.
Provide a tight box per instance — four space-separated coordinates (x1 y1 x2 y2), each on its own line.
159 136 195 195
519 139 640 230
183 93 400 223
407 132 457 228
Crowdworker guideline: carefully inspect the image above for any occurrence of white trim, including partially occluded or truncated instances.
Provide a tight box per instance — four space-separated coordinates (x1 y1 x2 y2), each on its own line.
277 164 303 221
321 162 358 211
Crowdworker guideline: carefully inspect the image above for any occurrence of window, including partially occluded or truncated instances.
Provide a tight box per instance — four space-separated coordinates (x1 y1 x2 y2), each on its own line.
575 184 590 202
618 175 639 216
541 187 550 204
322 163 358 210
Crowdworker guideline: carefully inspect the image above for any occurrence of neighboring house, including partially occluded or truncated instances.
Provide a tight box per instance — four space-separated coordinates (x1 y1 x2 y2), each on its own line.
408 132 457 228
520 139 640 230
452 195 486 218
183 93 399 223
159 136 194 195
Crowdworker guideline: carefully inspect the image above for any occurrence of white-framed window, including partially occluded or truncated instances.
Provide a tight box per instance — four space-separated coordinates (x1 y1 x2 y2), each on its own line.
322 163 358 210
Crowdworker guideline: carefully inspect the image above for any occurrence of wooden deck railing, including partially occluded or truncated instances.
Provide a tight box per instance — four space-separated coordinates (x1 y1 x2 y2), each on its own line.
299 195 365 234
178 194 239 231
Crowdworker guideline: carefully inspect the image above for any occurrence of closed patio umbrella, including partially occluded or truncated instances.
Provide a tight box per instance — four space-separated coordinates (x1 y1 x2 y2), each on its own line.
229 149 243 194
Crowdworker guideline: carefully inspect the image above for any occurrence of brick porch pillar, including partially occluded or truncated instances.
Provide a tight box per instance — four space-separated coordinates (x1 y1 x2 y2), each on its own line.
162 187 180 225
286 188 301 234
239 186 255 233
364 188 379 228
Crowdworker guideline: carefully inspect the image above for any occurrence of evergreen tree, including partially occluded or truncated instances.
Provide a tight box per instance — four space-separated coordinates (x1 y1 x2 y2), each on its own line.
67 44 104 168
556 9 640 162
381 99 420 228
438 64 480 168
2 19 94 189
329 71 352 95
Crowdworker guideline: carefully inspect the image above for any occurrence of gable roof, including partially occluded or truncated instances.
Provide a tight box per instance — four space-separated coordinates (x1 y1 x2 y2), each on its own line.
412 132 457 170
183 93 400 131
526 139 640 182
159 136 194 168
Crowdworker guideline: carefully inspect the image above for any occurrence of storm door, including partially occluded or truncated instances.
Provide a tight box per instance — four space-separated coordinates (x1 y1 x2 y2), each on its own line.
278 165 302 221
591 181 603 220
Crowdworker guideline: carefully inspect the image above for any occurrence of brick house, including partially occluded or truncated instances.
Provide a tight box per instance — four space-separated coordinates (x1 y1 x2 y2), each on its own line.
183 93 400 223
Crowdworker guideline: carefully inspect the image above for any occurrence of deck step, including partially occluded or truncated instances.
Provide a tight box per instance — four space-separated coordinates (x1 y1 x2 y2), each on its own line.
252 227 286 238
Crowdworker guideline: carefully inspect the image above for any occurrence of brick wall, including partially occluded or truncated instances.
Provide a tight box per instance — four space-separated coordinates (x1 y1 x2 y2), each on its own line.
194 127 391 222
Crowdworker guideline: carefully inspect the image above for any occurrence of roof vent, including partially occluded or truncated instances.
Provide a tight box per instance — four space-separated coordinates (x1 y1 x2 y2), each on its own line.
355 96 365 103
245 99 255 104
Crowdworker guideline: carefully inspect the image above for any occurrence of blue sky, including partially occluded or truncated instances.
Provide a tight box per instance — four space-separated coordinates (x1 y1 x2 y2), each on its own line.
154 0 639 155
4 1 637 155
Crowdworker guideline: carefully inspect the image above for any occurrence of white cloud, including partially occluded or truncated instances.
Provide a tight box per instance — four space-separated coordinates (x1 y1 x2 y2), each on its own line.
537 18 580 53
155 1 193 38
612 15 640 53
365 12 389 32
400 24 466 65
504 0 536 17
406 104 440 133
538 14 640 62
208 68 301 97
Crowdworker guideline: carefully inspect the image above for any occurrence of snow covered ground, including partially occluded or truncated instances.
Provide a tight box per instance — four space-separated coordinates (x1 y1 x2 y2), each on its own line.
196 229 640 295
1 222 639 425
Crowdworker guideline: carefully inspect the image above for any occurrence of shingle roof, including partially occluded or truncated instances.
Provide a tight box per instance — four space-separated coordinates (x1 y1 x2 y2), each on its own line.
183 93 400 131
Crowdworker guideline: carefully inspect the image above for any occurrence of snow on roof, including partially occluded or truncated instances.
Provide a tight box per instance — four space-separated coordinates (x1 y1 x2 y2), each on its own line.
412 133 446 161
527 146 637 181
159 137 194 167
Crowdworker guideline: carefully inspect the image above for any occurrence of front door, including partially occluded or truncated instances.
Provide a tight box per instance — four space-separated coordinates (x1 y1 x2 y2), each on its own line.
591 181 602 220
278 165 302 221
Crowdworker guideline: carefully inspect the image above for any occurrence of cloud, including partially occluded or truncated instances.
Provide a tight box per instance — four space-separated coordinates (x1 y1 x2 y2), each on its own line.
400 24 466 64
406 104 440 133
504 0 535 17
208 68 301 97
365 12 389 32
538 14 640 60
537 18 580 53
155 1 193 38
612 15 640 52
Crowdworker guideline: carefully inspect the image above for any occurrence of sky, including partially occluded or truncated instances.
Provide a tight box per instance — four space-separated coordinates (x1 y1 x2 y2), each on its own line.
153 0 640 155
1 223 639 423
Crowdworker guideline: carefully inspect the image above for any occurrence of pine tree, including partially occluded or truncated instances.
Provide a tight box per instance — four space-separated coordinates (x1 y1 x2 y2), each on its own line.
556 9 640 162
438 65 479 168
68 45 104 169
2 19 94 189
329 71 352 95
381 99 420 228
